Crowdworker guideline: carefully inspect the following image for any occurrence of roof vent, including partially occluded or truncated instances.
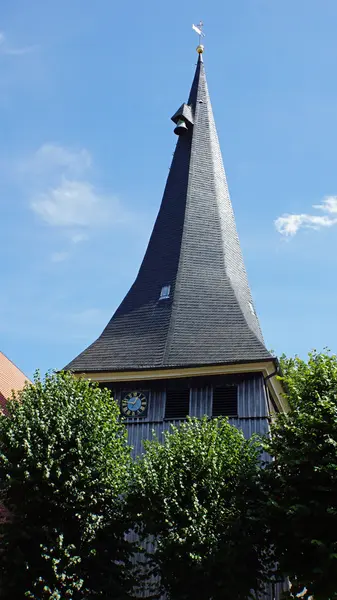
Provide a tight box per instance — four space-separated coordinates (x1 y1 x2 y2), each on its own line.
249 302 256 316
159 285 171 300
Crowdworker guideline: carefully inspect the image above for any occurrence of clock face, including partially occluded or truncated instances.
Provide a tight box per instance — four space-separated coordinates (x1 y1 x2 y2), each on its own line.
121 391 148 417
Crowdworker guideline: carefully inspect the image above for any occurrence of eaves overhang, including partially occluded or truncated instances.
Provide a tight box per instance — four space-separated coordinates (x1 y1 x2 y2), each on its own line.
71 358 287 414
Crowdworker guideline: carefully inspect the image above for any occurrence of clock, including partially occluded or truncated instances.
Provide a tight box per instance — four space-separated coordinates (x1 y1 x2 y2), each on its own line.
121 391 148 417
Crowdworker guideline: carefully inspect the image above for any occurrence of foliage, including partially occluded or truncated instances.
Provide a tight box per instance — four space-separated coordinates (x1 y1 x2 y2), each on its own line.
0 371 133 599
131 416 272 600
264 351 337 600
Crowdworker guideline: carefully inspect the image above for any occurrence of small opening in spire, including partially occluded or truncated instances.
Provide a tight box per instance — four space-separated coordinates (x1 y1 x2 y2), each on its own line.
159 285 171 300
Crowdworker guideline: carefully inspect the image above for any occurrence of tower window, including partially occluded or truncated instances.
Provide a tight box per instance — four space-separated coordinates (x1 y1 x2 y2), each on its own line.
165 389 190 419
212 386 238 417
159 285 171 300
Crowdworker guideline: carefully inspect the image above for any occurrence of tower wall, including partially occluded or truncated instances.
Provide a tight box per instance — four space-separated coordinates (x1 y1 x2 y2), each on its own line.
101 372 271 458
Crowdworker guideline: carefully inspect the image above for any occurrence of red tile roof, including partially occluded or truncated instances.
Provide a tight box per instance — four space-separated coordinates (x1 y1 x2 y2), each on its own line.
0 351 31 411
0 354 30 524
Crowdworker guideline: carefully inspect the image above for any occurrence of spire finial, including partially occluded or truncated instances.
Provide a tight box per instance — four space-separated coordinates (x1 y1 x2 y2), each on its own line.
192 21 205 54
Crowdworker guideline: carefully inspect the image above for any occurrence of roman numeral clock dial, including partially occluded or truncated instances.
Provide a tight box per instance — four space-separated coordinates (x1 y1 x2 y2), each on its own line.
121 391 148 417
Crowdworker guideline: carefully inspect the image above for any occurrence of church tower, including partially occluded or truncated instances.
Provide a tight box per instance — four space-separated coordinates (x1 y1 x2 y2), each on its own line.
66 44 285 452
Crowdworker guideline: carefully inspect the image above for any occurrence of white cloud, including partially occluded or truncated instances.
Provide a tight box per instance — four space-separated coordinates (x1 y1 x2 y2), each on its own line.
23 143 91 179
51 251 69 263
3 46 37 56
70 232 89 244
313 196 337 215
0 31 37 56
275 196 337 237
23 143 127 234
31 179 120 228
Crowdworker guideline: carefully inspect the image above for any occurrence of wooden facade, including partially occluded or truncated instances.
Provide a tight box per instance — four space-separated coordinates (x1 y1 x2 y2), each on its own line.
100 372 274 458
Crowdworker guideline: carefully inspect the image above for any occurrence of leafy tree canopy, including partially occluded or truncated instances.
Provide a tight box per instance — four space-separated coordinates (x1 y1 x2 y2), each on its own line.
264 351 337 600
0 371 133 599
131 416 272 600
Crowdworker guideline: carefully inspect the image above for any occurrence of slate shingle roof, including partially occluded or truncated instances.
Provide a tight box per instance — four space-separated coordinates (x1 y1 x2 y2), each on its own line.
66 53 272 373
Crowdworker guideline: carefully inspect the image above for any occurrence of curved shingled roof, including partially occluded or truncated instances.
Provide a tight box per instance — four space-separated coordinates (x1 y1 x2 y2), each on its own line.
66 53 272 373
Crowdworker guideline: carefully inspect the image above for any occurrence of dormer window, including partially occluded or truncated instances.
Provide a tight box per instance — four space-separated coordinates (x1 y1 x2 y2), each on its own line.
249 302 255 316
159 285 171 300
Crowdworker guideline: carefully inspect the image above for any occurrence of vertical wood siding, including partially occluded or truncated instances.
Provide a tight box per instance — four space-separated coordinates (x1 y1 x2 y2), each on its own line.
110 374 270 456
113 374 283 599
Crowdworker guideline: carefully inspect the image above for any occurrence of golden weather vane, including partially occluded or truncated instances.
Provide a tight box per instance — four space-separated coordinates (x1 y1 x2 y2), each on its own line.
192 21 205 54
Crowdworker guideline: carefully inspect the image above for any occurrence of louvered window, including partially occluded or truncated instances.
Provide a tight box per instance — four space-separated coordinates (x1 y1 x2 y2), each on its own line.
165 389 190 419
212 386 238 417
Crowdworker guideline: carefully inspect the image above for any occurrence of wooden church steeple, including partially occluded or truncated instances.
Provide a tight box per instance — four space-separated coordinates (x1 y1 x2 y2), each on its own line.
66 47 286 600
66 49 275 377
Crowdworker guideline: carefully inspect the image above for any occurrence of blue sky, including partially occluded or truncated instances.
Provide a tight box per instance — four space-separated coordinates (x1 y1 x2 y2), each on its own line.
1 0 337 379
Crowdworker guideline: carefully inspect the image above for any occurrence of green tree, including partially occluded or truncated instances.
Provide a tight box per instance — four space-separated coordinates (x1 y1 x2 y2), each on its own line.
131 417 272 600
0 371 133 599
264 351 337 600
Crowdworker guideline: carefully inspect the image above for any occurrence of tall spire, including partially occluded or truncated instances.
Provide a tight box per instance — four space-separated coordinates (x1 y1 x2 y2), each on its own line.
66 48 272 373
